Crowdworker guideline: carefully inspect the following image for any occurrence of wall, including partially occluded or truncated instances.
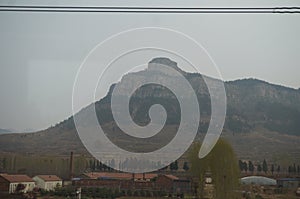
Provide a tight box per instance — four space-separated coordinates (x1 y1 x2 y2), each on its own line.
9 182 35 194
0 176 9 193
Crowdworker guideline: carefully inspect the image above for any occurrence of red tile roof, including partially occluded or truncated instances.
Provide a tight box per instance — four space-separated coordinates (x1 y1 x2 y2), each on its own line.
83 172 157 180
36 175 62 182
0 174 34 183
84 172 131 179
135 173 158 179
164 174 179 180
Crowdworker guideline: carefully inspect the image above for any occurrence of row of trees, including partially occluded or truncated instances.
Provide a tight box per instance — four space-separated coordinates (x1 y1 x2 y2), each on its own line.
88 159 190 172
43 186 169 199
88 159 115 172
239 159 270 174
239 160 300 175
166 160 189 171
288 163 300 175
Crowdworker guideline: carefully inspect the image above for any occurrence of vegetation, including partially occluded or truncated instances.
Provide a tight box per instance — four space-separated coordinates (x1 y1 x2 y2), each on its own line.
183 161 189 171
170 160 179 171
262 159 268 174
0 154 89 179
38 184 169 199
189 139 240 199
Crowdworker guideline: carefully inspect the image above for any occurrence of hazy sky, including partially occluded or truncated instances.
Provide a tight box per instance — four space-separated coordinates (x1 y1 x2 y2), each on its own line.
0 0 300 131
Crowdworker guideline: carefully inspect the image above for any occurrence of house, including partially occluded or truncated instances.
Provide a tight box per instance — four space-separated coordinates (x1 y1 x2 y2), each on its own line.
33 175 62 191
79 172 157 182
156 174 191 194
277 178 300 189
73 172 190 194
0 174 35 194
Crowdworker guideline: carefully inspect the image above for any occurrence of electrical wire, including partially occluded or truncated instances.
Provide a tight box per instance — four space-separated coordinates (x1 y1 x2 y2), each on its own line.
0 5 299 14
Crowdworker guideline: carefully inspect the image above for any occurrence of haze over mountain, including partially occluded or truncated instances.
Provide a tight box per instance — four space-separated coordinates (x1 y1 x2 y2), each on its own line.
0 57 299 162
0 128 11 134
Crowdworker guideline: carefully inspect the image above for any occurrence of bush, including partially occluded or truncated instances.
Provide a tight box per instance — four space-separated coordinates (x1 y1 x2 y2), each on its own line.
140 190 146 197
127 189 132 196
255 194 264 199
145 190 152 197
133 190 139 196
121 190 126 196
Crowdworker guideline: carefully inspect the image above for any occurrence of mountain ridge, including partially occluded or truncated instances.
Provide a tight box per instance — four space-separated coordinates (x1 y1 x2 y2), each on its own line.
0 57 299 161
0 128 11 134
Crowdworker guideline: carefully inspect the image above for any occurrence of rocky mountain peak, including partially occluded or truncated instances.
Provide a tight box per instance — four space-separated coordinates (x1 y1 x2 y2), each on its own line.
148 57 184 74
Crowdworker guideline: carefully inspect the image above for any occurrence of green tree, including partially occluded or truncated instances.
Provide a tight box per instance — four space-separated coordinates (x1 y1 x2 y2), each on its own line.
183 161 189 171
127 189 132 196
262 159 268 174
277 165 280 173
170 160 178 171
238 160 243 171
257 164 262 173
189 139 240 199
248 161 254 173
174 160 178 171
92 159 96 171
271 164 274 175
288 165 292 174
243 162 248 173
2 158 6 170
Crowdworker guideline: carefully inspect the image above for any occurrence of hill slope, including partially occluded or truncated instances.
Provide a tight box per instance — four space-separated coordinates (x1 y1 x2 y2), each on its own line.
0 58 299 162
0 128 11 134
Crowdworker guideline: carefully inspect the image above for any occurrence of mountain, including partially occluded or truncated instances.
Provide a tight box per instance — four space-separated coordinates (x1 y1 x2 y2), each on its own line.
0 128 11 134
0 57 299 162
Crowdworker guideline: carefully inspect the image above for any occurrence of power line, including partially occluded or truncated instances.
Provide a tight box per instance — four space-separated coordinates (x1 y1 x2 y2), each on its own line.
0 5 299 14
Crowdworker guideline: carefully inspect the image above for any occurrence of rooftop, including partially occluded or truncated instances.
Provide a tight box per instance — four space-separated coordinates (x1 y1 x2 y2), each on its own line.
35 175 62 182
277 178 300 181
164 174 179 180
0 174 34 183
83 172 157 180
241 176 276 185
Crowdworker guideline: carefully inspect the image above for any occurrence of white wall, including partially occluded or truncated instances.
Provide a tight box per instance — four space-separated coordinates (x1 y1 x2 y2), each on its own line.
9 182 35 194
33 176 62 191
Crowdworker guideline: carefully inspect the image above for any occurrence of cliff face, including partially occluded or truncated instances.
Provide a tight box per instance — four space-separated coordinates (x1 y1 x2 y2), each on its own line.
96 58 300 136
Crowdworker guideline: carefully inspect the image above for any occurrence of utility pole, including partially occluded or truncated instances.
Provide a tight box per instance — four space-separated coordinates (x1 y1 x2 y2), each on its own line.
76 187 81 199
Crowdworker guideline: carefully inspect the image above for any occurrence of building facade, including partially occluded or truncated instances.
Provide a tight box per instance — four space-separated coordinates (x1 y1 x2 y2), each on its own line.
156 174 191 194
277 178 300 189
33 175 62 191
0 174 35 194
73 172 191 194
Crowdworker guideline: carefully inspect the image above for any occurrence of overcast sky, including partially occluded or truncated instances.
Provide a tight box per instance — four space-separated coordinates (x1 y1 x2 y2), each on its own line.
0 0 300 131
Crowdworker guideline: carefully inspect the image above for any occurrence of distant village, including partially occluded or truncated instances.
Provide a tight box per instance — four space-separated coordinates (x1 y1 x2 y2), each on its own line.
1 170 300 199
0 152 300 199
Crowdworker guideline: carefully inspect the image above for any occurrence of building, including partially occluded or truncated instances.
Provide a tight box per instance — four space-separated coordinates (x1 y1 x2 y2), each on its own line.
0 174 35 194
74 172 158 190
33 175 62 191
79 172 157 182
73 172 191 194
241 176 277 185
277 178 300 189
155 174 191 194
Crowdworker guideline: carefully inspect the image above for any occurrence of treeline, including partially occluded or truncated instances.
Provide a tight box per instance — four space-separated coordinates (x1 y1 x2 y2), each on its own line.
0 154 88 178
41 186 169 199
0 153 191 179
238 159 300 176
287 163 300 175
87 159 190 172
159 160 189 172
